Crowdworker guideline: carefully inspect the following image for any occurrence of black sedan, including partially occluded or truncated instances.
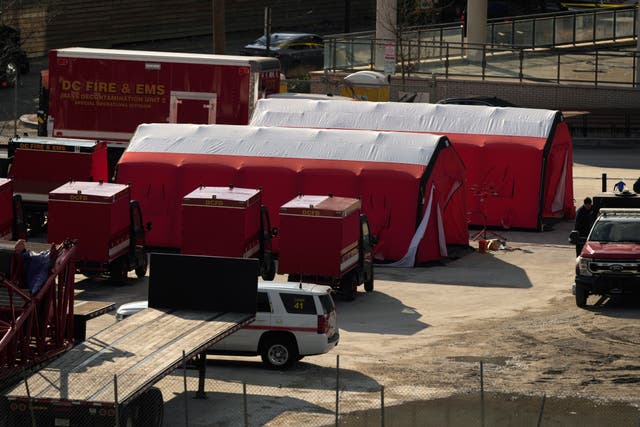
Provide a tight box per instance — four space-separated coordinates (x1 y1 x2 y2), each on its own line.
1 25 30 88
242 32 324 77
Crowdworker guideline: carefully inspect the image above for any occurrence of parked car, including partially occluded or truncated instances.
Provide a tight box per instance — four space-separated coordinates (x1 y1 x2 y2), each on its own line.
0 25 29 88
116 281 339 369
436 96 518 107
242 32 324 77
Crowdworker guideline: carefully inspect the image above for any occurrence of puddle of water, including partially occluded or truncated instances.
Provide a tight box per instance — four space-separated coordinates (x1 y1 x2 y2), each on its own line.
336 392 640 427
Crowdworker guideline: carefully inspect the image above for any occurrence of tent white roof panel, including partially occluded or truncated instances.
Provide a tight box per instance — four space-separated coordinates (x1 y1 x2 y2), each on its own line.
126 123 446 166
250 99 559 139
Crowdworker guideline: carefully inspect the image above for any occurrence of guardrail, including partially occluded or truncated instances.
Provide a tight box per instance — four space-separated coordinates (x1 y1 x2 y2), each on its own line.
324 6 639 87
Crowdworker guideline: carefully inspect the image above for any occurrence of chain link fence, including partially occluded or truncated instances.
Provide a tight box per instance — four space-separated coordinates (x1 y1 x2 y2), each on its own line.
4 355 640 426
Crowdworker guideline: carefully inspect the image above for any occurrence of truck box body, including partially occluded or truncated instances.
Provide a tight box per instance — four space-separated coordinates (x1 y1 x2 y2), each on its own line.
181 186 261 258
7 136 108 205
48 181 130 264
0 179 13 240
46 47 281 148
3 253 257 426
278 195 361 277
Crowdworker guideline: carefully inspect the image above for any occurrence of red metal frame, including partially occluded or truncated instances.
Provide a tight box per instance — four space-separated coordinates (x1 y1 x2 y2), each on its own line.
0 240 77 385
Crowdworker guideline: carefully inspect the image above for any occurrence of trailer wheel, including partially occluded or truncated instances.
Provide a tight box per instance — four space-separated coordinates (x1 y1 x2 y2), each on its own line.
364 275 374 292
135 254 148 279
137 387 164 427
340 273 357 301
109 257 129 284
260 335 298 369
575 284 589 308
261 259 276 281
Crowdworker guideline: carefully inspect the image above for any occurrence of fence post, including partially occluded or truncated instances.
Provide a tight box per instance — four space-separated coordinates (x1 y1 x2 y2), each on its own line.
113 375 119 427
480 360 485 427
482 45 487 81
335 354 340 427
519 50 524 82
183 350 189 427
380 385 385 427
595 50 599 87
22 371 36 427
536 393 546 427
243 381 249 427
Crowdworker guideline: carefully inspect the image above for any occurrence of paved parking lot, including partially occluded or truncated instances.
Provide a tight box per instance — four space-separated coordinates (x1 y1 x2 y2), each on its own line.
65 146 640 425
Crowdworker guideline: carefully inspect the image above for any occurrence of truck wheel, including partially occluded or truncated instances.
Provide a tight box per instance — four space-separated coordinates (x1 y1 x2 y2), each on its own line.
109 257 129 284
364 275 374 292
261 259 276 281
340 273 356 301
575 284 589 308
260 335 298 369
134 254 148 279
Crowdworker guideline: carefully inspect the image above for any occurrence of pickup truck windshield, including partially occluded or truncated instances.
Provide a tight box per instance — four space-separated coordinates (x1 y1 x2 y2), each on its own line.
589 220 640 243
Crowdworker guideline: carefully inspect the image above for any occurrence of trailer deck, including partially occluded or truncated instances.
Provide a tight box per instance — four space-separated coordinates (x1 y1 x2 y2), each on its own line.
6 308 253 405
4 253 259 414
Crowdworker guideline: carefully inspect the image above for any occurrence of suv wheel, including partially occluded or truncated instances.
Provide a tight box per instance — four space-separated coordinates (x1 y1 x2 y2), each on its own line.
575 284 588 308
260 335 298 369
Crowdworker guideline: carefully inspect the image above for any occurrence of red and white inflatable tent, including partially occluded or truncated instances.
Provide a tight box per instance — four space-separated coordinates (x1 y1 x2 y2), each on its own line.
251 99 574 230
116 124 466 265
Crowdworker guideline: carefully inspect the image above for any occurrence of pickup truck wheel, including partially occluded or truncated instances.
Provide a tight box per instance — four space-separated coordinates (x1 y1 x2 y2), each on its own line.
575 284 589 308
261 336 298 369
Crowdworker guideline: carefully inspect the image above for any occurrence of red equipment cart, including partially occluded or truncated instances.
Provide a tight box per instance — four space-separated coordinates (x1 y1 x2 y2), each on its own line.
47 181 147 283
7 136 108 232
181 185 276 280
0 178 26 241
278 194 374 300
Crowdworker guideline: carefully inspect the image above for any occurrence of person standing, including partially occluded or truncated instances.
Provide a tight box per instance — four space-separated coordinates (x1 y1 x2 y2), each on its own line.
574 197 596 256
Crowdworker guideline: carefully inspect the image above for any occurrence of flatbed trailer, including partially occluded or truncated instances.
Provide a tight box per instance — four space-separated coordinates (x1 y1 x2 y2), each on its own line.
3 253 258 427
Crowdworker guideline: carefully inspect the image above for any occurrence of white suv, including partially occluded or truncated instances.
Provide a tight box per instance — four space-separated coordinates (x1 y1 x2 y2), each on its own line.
116 281 339 369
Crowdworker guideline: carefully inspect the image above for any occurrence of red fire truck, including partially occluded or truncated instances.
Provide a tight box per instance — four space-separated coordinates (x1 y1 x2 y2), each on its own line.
47 181 148 283
181 186 277 280
278 194 375 301
38 47 281 175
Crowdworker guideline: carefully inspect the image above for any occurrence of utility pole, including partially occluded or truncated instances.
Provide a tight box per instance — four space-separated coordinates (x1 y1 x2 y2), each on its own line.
212 0 225 54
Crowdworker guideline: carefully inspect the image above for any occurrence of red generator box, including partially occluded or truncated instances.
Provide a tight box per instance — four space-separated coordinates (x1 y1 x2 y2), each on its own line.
278 195 361 277
0 178 14 240
48 181 131 266
181 186 262 258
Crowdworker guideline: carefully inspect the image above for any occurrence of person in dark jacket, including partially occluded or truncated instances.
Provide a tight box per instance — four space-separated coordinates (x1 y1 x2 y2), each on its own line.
574 197 596 256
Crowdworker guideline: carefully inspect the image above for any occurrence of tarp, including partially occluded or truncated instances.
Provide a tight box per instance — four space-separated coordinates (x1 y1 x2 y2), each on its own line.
116 124 466 265
251 99 575 230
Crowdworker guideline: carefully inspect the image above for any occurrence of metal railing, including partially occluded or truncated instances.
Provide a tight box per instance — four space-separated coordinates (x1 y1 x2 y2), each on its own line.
324 6 639 87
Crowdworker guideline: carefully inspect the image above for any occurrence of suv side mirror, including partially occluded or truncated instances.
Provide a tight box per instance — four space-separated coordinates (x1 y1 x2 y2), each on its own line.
568 230 579 244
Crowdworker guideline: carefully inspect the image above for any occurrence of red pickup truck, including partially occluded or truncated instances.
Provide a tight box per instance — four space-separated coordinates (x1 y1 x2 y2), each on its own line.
570 208 640 308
